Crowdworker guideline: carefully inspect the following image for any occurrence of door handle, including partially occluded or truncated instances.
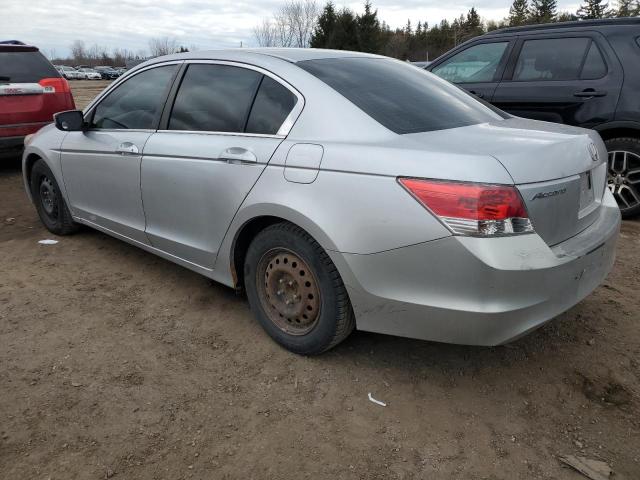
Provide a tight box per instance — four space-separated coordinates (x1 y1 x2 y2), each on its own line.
574 89 607 98
116 142 139 155
219 147 257 164
469 90 484 98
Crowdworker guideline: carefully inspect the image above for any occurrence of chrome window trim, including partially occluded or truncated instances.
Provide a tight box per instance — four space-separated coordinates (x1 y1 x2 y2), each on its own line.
155 129 284 139
83 128 157 134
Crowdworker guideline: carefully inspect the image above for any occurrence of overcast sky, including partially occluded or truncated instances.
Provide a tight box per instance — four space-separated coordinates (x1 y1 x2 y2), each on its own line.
2 0 581 58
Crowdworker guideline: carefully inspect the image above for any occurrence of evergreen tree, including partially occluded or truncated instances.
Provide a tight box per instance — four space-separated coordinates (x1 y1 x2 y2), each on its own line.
332 8 360 50
576 0 613 18
556 11 578 21
356 1 381 53
310 2 337 48
529 0 558 23
509 0 529 25
615 0 637 16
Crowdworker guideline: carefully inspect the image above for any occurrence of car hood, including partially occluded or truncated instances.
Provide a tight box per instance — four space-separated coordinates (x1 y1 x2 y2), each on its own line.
402 117 605 184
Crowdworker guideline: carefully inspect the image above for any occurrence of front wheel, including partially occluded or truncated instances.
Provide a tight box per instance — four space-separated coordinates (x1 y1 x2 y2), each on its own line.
30 159 79 235
606 137 640 218
244 223 355 355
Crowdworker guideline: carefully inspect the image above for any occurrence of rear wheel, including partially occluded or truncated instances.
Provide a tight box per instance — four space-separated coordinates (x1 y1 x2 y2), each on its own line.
244 222 355 355
605 137 640 218
30 159 79 235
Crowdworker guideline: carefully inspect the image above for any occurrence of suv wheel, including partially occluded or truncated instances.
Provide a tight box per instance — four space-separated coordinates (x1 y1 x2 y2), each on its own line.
244 222 355 355
605 137 640 218
30 159 79 235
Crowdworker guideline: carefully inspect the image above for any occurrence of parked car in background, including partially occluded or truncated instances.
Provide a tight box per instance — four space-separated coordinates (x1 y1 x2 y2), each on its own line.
1 41 75 158
76 67 102 80
426 18 640 217
114 67 127 75
23 49 619 354
94 66 119 79
55 65 82 80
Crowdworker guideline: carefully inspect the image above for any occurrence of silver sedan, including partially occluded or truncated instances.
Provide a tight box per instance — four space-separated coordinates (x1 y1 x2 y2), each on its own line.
23 49 621 354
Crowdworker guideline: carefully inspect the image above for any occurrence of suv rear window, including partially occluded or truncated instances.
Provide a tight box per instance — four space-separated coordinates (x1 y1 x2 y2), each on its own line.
0 50 59 83
298 57 504 134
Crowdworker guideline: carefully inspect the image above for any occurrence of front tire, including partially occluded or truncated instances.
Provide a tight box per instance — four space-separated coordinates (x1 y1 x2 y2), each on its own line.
605 137 640 218
244 223 355 355
30 159 79 235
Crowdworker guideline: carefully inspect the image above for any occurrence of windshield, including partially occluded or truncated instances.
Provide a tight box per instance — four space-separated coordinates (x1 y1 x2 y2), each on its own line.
298 57 506 135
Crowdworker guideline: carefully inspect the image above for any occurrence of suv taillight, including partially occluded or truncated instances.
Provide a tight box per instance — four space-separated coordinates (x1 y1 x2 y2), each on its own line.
38 77 70 94
399 178 534 236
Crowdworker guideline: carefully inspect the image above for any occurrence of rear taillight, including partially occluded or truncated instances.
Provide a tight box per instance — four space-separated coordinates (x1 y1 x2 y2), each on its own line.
399 178 534 236
38 77 71 94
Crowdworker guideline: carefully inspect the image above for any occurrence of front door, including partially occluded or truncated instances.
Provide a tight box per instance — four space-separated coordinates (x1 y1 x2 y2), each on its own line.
60 64 178 243
141 63 301 268
492 33 622 127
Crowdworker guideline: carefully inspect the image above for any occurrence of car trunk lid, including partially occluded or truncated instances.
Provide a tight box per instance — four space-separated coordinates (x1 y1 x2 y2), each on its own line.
402 118 606 246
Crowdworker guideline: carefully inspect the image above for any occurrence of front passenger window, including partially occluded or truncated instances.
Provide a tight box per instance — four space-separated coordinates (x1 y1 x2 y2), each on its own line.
431 42 509 83
91 65 176 130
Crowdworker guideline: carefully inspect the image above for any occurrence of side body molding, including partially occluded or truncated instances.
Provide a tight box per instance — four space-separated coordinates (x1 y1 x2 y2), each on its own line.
284 143 324 184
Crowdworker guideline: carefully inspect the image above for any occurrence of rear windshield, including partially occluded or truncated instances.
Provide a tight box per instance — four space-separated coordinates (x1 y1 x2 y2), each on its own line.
0 51 59 83
298 57 505 134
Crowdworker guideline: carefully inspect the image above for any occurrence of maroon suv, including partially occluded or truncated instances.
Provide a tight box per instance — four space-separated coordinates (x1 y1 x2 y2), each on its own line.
0 41 75 158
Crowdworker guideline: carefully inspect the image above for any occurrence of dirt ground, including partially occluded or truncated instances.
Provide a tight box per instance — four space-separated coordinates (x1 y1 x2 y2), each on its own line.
1 81 639 480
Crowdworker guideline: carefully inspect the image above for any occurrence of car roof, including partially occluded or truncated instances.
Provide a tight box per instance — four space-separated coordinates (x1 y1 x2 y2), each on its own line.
153 48 382 65
488 17 640 35
0 40 38 52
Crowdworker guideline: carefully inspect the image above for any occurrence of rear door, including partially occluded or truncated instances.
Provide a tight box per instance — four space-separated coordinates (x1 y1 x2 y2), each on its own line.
428 38 514 101
492 32 622 127
0 46 73 138
141 62 302 268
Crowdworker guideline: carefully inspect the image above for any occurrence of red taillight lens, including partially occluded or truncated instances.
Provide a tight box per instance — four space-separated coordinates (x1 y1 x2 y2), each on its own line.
399 178 533 236
39 77 71 94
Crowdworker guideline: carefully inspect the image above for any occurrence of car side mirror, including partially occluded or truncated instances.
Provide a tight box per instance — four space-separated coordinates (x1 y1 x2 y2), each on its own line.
54 110 86 132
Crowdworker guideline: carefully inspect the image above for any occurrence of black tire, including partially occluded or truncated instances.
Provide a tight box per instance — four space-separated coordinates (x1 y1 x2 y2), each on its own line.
605 137 640 219
30 159 79 235
244 222 355 355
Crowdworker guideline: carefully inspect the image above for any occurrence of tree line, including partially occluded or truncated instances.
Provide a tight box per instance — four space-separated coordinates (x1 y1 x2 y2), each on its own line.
256 0 640 61
51 37 191 67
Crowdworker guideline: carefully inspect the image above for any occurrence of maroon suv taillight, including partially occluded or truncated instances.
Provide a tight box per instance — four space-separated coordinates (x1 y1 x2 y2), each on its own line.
399 178 534 236
39 77 71 94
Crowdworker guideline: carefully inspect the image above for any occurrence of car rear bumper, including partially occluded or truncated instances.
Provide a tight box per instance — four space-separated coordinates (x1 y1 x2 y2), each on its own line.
331 189 621 346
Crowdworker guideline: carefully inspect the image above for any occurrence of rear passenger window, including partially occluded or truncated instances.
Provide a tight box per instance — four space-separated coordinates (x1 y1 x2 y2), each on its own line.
246 76 297 135
581 42 607 79
513 38 591 81
169 64 261 132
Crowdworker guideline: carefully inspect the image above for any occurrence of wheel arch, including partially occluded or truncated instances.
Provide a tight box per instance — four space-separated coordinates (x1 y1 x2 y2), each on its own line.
595 121 640 142
224 207 341 292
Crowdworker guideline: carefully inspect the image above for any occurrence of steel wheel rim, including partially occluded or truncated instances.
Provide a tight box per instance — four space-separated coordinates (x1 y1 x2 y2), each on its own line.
607 150 640 211
256 248 321 336
39 176 58 218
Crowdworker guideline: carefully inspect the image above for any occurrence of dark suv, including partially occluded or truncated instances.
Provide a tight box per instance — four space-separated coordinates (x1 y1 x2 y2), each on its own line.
427 18 640 217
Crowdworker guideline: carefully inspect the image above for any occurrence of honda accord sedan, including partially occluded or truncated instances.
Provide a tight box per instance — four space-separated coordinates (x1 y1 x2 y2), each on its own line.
22 49 621 355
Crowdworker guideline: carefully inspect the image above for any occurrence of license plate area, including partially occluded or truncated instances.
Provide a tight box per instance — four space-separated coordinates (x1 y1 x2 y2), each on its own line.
579 170 595 212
